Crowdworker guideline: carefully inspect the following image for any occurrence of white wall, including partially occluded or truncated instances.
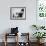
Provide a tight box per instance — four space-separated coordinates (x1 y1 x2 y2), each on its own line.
0 0 36 42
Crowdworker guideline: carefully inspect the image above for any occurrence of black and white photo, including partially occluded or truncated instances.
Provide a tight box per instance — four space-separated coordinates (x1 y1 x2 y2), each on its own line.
10 7 26 20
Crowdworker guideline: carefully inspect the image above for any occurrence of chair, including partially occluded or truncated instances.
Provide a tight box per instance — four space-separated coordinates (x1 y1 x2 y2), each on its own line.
4 33 18 46
4 27 19 46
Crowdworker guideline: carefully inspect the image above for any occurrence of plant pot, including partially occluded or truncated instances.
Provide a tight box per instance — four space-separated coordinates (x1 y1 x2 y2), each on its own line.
40 38 45 43
37 39 45 44
37 39 40 43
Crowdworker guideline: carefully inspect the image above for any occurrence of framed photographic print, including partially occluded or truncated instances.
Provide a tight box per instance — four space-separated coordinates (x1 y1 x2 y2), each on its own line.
10 7 26 20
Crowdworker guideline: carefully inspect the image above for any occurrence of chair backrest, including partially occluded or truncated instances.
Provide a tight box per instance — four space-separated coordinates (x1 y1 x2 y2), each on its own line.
11 27 18 34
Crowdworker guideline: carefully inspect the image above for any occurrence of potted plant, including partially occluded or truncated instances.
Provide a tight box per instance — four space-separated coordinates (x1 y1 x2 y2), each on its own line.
33 32 46 43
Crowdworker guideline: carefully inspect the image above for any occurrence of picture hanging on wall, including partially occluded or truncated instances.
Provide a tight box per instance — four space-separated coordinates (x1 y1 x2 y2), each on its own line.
10 7 26 20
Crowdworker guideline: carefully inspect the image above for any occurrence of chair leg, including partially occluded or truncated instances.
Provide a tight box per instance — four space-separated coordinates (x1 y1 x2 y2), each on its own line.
4 33 7 46
4 41 7 46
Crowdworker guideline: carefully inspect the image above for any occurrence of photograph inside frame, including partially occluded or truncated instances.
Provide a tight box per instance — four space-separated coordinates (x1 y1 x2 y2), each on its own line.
10 7 26 20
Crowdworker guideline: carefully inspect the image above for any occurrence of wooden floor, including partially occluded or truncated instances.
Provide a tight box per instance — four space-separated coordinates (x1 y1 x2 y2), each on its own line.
0 42 46 46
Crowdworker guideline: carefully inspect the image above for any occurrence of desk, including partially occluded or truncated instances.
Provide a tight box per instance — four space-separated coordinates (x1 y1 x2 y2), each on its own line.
4 33 30 46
